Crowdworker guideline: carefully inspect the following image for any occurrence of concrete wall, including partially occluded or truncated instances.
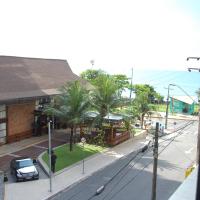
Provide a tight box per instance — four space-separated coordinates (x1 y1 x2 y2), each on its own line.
7 102 35 143
0 171 4 200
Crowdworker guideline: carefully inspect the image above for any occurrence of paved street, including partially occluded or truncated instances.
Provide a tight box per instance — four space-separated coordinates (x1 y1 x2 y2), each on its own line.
0 130 71 184
49 119 197 200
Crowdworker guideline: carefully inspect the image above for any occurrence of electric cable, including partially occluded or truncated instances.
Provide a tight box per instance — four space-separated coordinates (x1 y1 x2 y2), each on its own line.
87 120 194 200
58 120 194 200
101 121 195 200
101 146 154 200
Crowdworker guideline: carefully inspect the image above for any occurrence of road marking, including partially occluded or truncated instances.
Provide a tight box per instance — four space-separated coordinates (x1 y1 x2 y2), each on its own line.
185 147 194 154
8 153 20 157
34 145 48 149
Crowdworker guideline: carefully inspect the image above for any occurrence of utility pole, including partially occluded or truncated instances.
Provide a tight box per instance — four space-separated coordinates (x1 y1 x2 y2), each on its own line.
48 120 52 192
129 67 133 99
187 57 200 200
151 122 159 200
165 84 175 129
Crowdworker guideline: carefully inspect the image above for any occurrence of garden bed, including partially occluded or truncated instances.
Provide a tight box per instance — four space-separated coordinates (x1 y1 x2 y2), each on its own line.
42 143 105 172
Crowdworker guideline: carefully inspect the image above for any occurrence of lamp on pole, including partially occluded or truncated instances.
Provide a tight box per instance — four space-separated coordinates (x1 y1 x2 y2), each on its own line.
165 84 176 129
90 60 95 68
48 120 52 192
129 67 133 99
187 56 200 200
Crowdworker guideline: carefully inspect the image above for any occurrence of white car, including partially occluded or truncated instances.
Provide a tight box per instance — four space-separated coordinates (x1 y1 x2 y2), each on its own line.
10 157 39 182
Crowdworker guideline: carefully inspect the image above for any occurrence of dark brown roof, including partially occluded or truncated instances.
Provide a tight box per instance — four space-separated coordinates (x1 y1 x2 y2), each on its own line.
0 56 81 102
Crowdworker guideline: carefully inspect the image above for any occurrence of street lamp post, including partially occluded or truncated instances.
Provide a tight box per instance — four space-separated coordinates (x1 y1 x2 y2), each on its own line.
81 137 86 174
90 60 94 68
48 120 52 192
129 67 133 99
165 84 176 129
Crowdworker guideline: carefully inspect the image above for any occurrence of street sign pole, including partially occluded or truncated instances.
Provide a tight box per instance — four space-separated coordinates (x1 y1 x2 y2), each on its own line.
81 137 86 174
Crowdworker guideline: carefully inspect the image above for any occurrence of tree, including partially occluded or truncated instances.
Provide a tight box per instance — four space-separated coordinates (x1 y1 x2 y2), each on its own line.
90 74 121 127
45 81 90 151
132 92 156 128
154 93 164 104
80 69 106 85
133 84 162 103
112 74 129 97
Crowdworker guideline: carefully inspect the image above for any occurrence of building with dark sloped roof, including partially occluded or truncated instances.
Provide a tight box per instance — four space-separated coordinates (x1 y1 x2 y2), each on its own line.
0 56 84 144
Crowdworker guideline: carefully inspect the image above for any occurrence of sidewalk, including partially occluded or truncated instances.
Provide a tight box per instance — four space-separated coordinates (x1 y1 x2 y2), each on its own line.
0 135 48 157
4 133 149 200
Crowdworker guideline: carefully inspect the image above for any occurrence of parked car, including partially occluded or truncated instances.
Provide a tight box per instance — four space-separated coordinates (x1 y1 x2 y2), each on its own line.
10 157 39 182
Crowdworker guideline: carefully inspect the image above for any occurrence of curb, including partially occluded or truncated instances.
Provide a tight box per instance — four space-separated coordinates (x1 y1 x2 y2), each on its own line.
46 142 150 200
38 131 147 177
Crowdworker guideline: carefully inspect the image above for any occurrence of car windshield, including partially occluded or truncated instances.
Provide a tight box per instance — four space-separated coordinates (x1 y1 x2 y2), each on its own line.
16 159 33 169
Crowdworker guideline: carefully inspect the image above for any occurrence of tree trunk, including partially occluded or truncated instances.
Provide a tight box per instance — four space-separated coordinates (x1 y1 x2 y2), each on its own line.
69 127 73 151
80 124 84 138
141 113 145 129
73 127 76 144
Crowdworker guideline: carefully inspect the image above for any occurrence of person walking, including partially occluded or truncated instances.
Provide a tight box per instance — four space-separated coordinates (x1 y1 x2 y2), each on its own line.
51 150 57 173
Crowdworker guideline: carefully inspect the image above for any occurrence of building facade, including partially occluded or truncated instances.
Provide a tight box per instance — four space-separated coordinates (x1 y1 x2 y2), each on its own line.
0 56 84 145
170 96 195 115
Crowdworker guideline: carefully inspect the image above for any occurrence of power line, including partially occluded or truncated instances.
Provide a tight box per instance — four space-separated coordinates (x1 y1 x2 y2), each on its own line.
64 120 194 200
87 120 194 200
102 146 154 200
104 121 195 200
90 121 194 200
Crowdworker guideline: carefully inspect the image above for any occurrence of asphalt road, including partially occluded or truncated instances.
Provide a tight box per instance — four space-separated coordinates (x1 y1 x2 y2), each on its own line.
49 119 197 200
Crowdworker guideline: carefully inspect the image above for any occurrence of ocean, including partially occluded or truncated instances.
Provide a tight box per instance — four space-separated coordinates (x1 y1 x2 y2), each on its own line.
124 69 200 100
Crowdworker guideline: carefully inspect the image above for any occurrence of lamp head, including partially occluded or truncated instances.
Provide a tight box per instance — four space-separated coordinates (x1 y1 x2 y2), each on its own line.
169 84 176 87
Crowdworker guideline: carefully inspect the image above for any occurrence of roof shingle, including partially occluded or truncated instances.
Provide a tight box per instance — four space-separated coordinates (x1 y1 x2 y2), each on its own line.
0 56 80 102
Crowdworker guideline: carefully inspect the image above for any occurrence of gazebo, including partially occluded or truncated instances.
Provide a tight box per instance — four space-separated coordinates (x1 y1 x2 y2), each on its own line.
84 111 130 146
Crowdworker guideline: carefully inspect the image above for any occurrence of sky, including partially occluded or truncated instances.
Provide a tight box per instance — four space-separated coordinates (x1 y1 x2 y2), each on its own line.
0 0 200 76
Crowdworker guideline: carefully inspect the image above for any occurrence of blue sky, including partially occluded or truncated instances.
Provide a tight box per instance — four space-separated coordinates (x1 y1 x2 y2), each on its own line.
0 0 199 76
175 0 200 19
127 69 200 99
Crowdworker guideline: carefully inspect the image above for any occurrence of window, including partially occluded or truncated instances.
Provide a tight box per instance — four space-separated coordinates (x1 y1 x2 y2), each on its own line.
0 105 6 143
0 105 6 119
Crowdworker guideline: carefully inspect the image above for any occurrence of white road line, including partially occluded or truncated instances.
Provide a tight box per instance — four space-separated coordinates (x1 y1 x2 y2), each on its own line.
185 147 194 154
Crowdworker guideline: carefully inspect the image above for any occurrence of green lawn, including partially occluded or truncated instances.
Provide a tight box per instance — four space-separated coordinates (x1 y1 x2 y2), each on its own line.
42 143 105 172
134 128 143 136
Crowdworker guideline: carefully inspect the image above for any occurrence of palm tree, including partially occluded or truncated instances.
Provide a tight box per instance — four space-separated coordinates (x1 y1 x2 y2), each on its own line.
45 81 90 151
90 74 121 127
133 93 156 129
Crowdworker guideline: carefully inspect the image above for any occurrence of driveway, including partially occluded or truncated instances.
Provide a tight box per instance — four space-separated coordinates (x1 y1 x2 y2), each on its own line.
0 130 71 182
